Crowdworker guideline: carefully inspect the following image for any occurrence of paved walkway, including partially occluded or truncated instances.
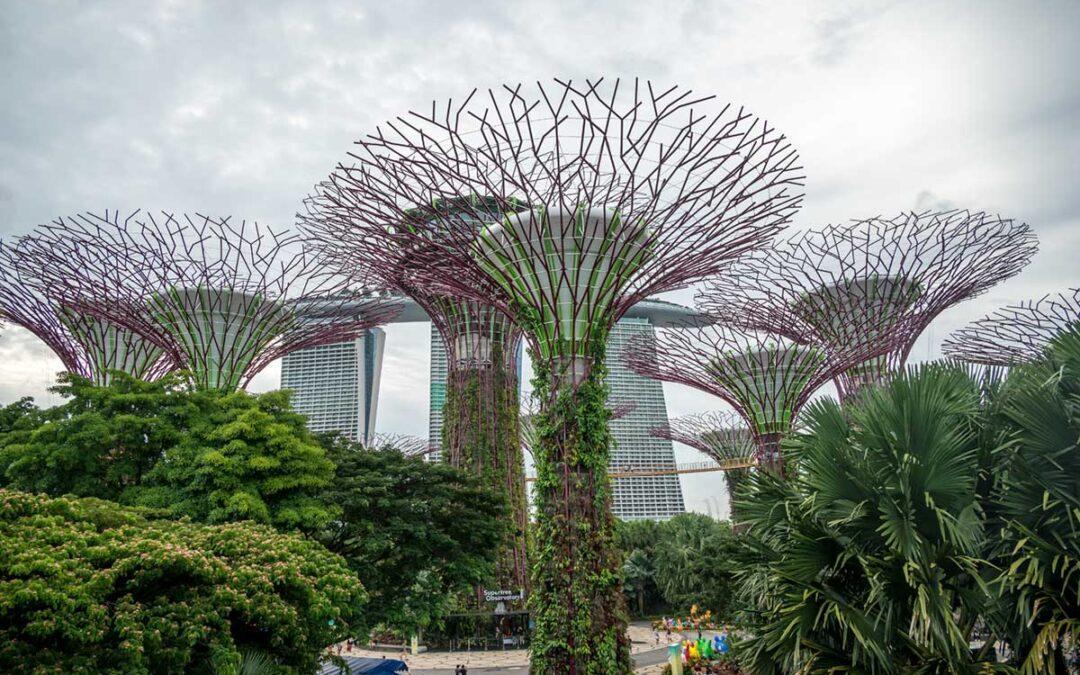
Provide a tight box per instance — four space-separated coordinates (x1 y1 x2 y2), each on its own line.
333 622 679 674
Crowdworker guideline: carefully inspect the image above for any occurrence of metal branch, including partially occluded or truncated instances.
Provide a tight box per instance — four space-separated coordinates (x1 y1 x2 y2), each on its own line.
14 210 400 390
698 210 1037 399
943 288 1080 365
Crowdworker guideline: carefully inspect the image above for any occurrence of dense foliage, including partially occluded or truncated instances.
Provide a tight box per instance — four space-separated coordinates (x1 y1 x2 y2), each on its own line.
318 435 507 637
528 343 632 673
615 514 740 620
0 374 336 533
0 489 364 674
732 332 1080 673
441 356 528 599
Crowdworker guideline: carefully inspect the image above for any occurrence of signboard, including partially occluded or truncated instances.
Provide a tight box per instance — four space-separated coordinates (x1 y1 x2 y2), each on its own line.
483 589 524 603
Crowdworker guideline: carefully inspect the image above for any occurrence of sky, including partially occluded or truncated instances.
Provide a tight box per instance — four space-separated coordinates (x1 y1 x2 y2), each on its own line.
2 0 1079 516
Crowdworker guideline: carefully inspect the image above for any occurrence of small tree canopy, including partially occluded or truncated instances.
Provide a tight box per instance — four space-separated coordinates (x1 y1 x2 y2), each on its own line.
0 489 365 674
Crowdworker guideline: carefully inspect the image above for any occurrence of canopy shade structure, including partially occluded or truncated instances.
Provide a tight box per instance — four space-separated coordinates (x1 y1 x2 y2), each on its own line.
300 77 804 674
365 433 437 457
699 210 1038 401
943 288 1080 366
15 210 399 391
0 240 170 384
624 322 866 471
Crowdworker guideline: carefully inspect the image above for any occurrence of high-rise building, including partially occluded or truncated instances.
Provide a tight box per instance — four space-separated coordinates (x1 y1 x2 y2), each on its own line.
287 296 690 521
605 318 686 520
280 328 385 444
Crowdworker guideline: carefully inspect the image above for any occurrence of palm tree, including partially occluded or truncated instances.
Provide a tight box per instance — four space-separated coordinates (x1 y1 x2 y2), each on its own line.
994 328 1080 673
734 363 1002 672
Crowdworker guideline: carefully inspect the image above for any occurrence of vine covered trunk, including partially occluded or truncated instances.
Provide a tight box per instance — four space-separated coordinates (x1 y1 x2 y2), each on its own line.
529 345 632 674
442 357 529 602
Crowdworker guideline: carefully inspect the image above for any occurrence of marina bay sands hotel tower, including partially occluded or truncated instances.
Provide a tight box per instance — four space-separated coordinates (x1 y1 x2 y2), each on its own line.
282 297 691 521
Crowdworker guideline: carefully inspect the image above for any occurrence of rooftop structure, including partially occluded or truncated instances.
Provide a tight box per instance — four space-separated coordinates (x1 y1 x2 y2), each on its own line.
943 288 1080 365
700 211 1038 400
15 210 398 391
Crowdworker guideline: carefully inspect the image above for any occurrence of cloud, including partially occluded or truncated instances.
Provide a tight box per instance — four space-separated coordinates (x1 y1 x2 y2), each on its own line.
2 0 1078 517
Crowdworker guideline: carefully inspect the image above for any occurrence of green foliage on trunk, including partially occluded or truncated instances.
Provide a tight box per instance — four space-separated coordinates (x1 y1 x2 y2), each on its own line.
0 489 364 674
528 340 632 674
441 355 529 599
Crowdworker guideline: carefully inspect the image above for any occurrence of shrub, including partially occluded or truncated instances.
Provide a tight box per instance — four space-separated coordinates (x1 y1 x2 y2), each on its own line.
0 489 364 674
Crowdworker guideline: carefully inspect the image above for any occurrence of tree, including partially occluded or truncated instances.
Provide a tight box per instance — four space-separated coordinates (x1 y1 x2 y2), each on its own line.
0 489 365 674
0 373 188 500
652 514 740 619
0 374 336 533
733 364 999 672
135 387 336 533
622 549 654 618
317 435 507 637
994 328 1080 672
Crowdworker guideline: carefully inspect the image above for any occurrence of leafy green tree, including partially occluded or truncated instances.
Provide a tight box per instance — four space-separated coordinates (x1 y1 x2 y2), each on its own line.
0 488 364 674
652 513 740 619
317 435 507 637
734 364 999 673
136 387 335 533
993 329 1080 672
0 374 187 499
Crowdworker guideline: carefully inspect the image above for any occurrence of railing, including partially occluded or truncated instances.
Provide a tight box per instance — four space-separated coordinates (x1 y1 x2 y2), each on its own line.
524 457 754 482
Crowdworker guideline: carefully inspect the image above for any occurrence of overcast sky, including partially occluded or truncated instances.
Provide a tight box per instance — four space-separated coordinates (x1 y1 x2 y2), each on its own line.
2 0 1078 516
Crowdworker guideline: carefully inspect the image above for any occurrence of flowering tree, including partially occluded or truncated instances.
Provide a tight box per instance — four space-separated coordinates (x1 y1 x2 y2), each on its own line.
301 78 803 672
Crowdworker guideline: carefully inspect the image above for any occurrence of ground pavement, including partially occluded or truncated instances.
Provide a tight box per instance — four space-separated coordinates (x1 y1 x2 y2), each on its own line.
331 622 680 674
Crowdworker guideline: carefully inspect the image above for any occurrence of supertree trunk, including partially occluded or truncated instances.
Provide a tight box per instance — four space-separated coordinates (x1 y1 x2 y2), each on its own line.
529 344 632 674
442 356 529 603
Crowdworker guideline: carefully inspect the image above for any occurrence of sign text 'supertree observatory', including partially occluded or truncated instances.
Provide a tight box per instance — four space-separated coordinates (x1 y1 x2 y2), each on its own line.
303 78 804 673
0 240 171 384
625 322 863 474
649 410 755 519
943 288 1080 365
306 191 530 605
15 210 398 391
699 211 1038 401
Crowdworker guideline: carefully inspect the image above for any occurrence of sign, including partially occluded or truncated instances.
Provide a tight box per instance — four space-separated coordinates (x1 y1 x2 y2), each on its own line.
483 589 524 603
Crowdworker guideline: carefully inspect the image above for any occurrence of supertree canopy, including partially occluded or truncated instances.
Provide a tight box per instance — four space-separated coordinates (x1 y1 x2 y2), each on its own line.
302 78 803 673
699 210 1038 400
649 410 754 520
943 288 1080 365
626 322 860 472
0 241 170 384
16 210 398 391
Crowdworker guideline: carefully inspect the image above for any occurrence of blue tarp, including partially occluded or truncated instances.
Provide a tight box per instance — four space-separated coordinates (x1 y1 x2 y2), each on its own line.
318 655 409 674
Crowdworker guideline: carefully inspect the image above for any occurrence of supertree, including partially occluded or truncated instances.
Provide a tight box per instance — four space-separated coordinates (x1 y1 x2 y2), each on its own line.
15 210 398 391
649 410 754 520
0 240 170 384
943 288 1080 365
625 322 862 473
699 210 1038 401
307 191 531 602
301 78 803 672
